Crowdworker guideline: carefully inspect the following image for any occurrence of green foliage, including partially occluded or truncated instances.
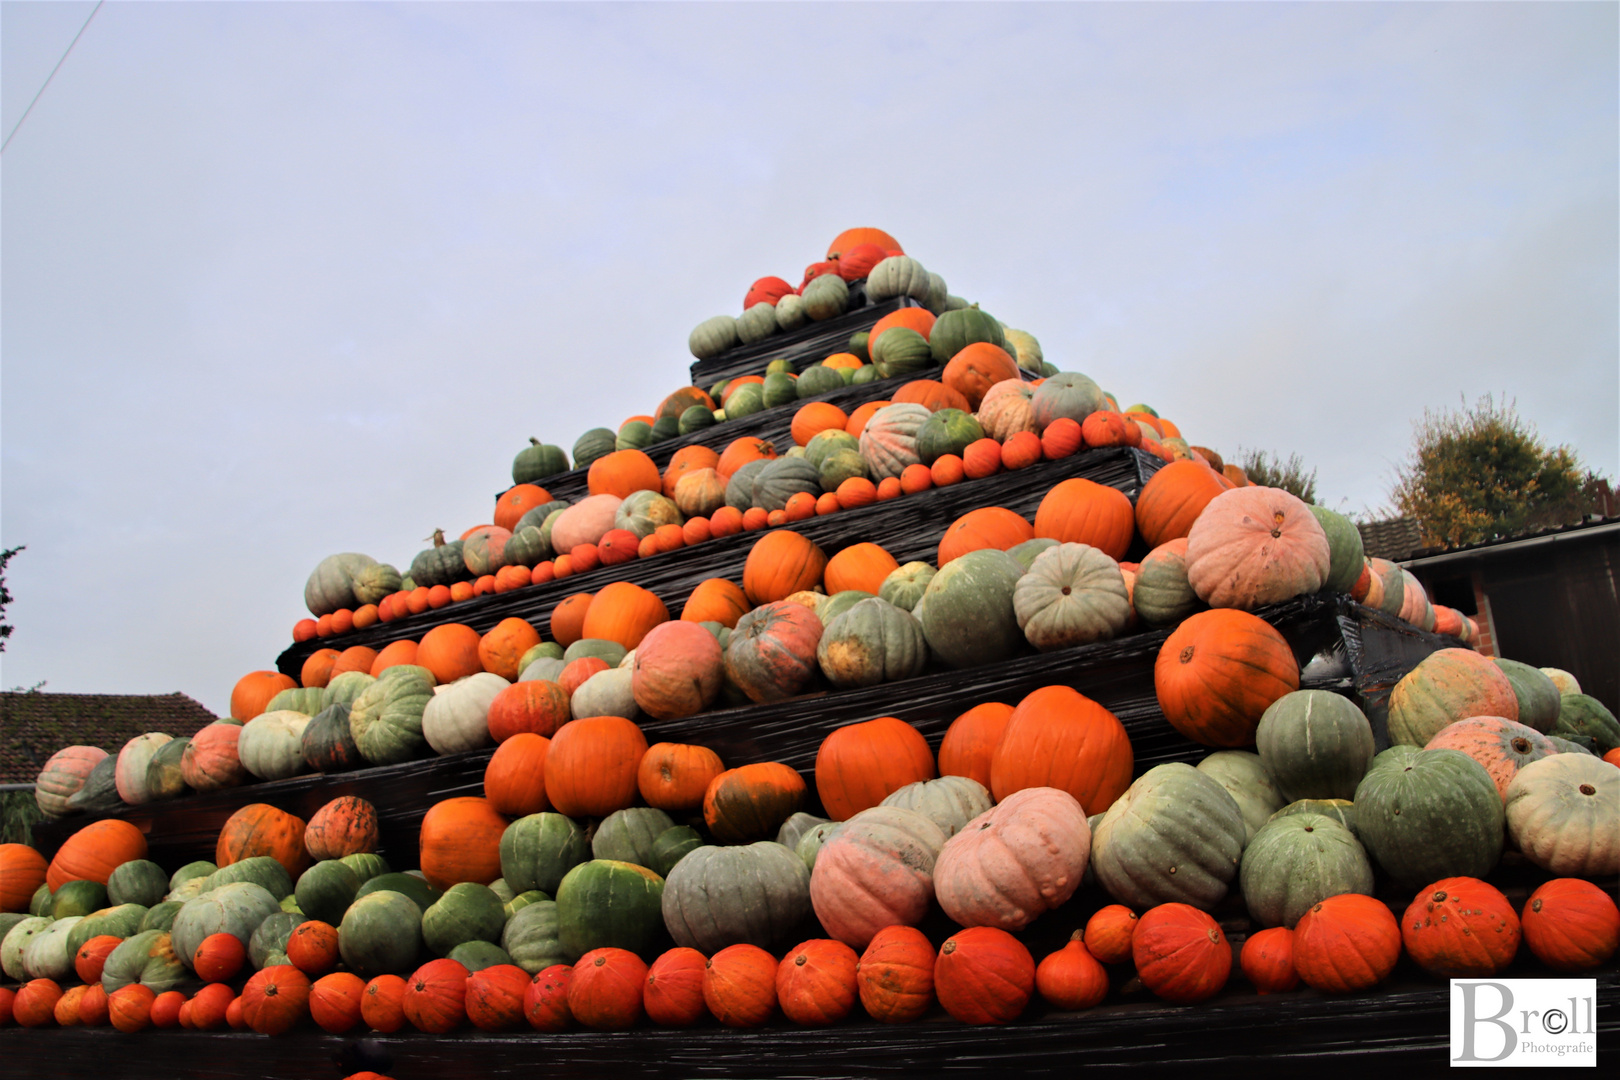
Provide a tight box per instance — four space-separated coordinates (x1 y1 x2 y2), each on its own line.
1390 395 1606 548
1238 449 1318 505
1 790 43 845
0 545 20 653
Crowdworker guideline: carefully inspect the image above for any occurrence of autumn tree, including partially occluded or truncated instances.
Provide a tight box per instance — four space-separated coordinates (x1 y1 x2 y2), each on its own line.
1238 449 1318 505
1390 396 1609 548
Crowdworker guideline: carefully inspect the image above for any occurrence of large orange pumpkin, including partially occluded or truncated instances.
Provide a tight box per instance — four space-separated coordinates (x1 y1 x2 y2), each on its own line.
418 797 508 891
46 818 148 891
680 578 750 628
484 733 551 818
638 743 725 814
587 449 661 499
0 843 47 912
485 680 570 742
823 543 901 596
416 623 484 684
549 592 595 647
230 671 297 722
1134 460 1232 549
494 484 553 532
827 227 901 259
936 703 1015 790
988 686 1134 815
937 507 1033 566
580 581 669 650
662 445 721 498
942 343 1020 411
742 531 827 606
216 803 310 878
545 716 648 818
815 717 937 822
1032 479 1136 561
1154 609 1300 747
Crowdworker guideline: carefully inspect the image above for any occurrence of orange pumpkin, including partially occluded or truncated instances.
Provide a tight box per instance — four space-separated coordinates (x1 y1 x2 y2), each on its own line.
844 400 889 440
791 402 850 447
644 947 709 1027
827 227 901 258
303 795 379 861
662 445 721 498
47 818 149 891
1134 459 1232 549
1240 926 1299 993
1292 894 1401 993
936 702 1015 790
814 717 936 822
545 716 648 818
892 379 971 414
742 530 827 606
680 578 750 628
330 646 378 679
1131 903 1231 1004
485 680 570 741
638 743 725 814
942 343 1020 410
361 974 408 1033
1154 609 1300 747
836 476 879 509
716 437 777 484
241 965 311 1036
579 581 669 650
0 843 47 913
1520 878 1620 972
1035 931 1109 1010
308 970 366 1033
867 308 935 357
937 507 1033 566
823 542 900 596
934 926 1035 1024
300 649 341 690
549 592 595 647
703 944 778 1028
1041 417 1083 460
216 802 309 879
230 671 297 722
988 685 1133 815
493 484 553 533
1401 877 1521 978
483 732 550 817
418 796 508 891
703 762 807 843
1083 904 1139 965
1032 478 1136 561
587 449 660 499
415 623 484 683
478 617 542 680
856 925 934 1023
776 938 859 1026
569 948 647 1030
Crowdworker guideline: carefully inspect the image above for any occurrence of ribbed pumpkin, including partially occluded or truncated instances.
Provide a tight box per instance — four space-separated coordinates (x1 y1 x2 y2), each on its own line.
815 717 937 822
1255 690 1376 803
858 403 931 480
816 597 928 689
724 601 824 703
630 620 723 720
855 924 934 1023
1131 903 1231 1004
485 679 570 742
976 379 1038 440
1292 894 1401 993
989 685 1133 815
1013 542 1132 651
637 743 725 814
1239 814 1374 928
545 717 647 818
703 943 779 1028
1503 753 1619 878
1155 609 1300 747
742 530 827 606
1239 926 1298 993
661 842 811 954
942 343 1020 410
1401 876 1520 978
34 745 108 818
1135 460 1232 548
1184 486 1332 609
703 762 807 844
418 797 507 891
934 926 1034 1025
1520 878 1620 972
1354 746 1504 887
181 723 249 793
1090 763 1245 910
880 775 994 839
808 806 946 949
933 787 1089 930
1 844 48 913
240 964 310 1035
1387 648 1520 747
1425 716 1556 800
303 796 379 861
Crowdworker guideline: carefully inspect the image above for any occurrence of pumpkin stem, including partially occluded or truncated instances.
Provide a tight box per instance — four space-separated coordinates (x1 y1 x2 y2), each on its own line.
429 528 446 547
529 437 541 446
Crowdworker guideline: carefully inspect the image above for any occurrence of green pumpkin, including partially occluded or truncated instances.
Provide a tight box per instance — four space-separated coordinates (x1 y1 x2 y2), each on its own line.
107 860 169 908
726 382 767 419
501 899 569 975
338 889 424 978
513 438 570 484
354 872 441 912
817 590 875 627
448 940 513 972
847 331 871 364
140 900 185 934
851 365 879 385
678 406 716 435
323 671 376 709
1308 506 1366 594
520 642 566 669
1133 540 1201 627
500 813 589 896
2 917 52 980
1239 814 1375 929
66 755 122 815
649 414 680 443
1488 659 1562 733
51 880 108 918
689 315 739 360
615 419 654 452
349 665 435 765
724 458 771 512
168 861 215 894
1551 694 1619 753
736 300 780 344
0 914 26 952
1006 537 1060 572
914 409 985 466
351 563 404 606
421 882 506 956
801 273 849 321
504 890 548 920
339 852 391 884
563 638 629 669
752 457 822 511
304 552 377 617
1029 371 1106 430
100 929 188 994
651 826 704 878
661 842 811 954
870 326 934 379
775 813 831 851
928 307 1006 366
796 365 845 398
818 449 869 492
1255 690 1376 803
295 860 361 925
280 894 303 915
878 562 935 612
763 371 799 408
591 808 677 869
572 427 619 470
409 533 470 589
143 736 192 801
1195 750 1286 846
302 703 365 773
206 856 293 901
804 429 860 470
816 597 929 689
915 548 1027 669
1268 798 1358 836
554 860 666 960
1091 762 1246 910
28 884 51 916
1353 745 1504 887
1003 327 1044 371
249 911 305 968
66 903 147 957
169 881 282 965
615 490 684 540
504 525 549 568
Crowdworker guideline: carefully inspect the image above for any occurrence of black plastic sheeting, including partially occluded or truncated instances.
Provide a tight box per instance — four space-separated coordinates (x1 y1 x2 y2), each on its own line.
515 355 951 507
686 285 904 387
4 967 1615 1076
276 447 1164 679
48 594 1442 876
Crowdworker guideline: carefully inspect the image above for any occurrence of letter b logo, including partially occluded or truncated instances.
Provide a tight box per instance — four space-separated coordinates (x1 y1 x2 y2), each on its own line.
1453 981 1516 1062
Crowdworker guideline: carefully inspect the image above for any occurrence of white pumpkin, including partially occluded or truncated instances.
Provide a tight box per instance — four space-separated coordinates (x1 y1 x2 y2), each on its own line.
115 732 174 805
22 915 81 981
569 667 639 722
237 711 312 781
422 672 509 755
1505 753 1619 877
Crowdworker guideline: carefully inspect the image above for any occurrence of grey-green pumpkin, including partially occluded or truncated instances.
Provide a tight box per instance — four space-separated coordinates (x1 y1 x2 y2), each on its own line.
661 841 812 954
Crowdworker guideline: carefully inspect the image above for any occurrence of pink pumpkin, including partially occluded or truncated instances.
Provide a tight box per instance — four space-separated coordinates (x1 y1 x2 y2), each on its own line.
932 787 1090 931
549 494 623 552
1426 716 1557 801
630 620 724 720
34 746 108 818
1388 648 1520 746
808 806 947 950
1184 486 1331 610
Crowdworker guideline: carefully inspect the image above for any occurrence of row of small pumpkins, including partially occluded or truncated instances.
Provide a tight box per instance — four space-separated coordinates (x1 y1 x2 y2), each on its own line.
7 874 1617 1033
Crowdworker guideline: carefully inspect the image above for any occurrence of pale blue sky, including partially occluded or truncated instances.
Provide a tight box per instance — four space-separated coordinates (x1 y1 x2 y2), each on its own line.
3 1 1615 716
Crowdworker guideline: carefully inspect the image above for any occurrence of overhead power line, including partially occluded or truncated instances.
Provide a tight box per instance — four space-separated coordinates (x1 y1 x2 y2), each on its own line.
2 0 104 155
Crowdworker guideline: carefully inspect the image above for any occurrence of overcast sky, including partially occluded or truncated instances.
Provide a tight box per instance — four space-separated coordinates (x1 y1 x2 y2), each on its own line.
3 2 1615 717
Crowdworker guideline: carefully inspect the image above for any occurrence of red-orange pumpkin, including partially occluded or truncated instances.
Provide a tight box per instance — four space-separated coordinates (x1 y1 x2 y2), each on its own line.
1520 878 1620 972
680 578 751 628
464 964 530 1032
485 679 570 742
942 343 1020 411
478 618 543 680
1154 609 1300 747
241 965 311 1036
417 797 507 890
286 920 342 977
1240 926 1299 994
1 843 47 913
1083 904 1139 965
545 716 648 818
549 592 595 647
934 927 1035 1025
1401 877 1521 978
704 944 779 1028
1131 903 1231 1004
569 948 647 1030
308 971 366 1034
402 958 469 1034
47 818 148 891
361 974 407 1033
644 947 709 1027
303 795 379 861
856 925 935 1023
216 802 309 878
483 733 550 817
776 939 859 1026
1035 931 1109 1010
1292 894 1401 993
824 542 902 596
523 964 574 1032
638 743 725 814
815 717 936 822
587 449 661 499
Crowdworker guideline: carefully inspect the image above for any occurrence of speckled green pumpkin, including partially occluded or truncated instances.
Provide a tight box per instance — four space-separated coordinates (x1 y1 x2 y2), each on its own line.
499 813 590 896
816 597 929 689
915 409 985 465
294 860 361 926
915 548 1026 669
660 841 812 954
878 562 935 612
1353 745 1504 887
554 860 666 960
501 899 569 974
338 889 424 978
422 882 506 956
1239 813 1375 928
354 872 440 912
1551 695 1619 753
107 860 169 908
572 427 619 470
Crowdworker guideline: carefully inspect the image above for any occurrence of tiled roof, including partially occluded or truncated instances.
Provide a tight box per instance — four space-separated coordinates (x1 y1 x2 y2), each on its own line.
0 691 219 785
1357 517 1425 562
1403 513 1620 562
